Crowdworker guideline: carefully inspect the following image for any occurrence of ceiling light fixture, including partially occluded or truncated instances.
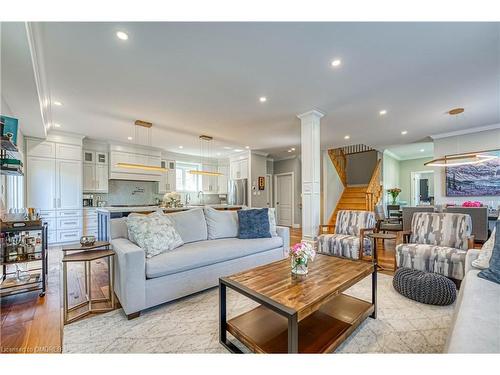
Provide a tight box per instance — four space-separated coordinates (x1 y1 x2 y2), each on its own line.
245 146 250 149
116 31 128 40
401 130 408 135
424 153 497 167
288 150 292 153
178 146 183 149
189 135 223 177
234 149 243 152
53 101 62 106
379 110 387 115
54 123 61 128
344 135 350 140
117 121 167 172
259 97 267 103
331 59 342 67
291 148 296 151
448 107 465 115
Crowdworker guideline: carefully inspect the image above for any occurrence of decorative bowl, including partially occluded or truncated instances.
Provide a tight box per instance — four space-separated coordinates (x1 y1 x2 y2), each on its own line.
80 235 96 247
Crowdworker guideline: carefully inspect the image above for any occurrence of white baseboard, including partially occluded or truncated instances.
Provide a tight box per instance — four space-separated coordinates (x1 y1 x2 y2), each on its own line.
292 223 301 229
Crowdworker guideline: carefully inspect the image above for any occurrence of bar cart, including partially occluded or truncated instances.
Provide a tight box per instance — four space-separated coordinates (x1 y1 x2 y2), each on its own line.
1 221 48 298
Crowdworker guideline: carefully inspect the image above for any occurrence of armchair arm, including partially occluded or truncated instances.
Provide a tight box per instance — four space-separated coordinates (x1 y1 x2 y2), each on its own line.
359 227 376 260
396 230 411 245
111 238 146 315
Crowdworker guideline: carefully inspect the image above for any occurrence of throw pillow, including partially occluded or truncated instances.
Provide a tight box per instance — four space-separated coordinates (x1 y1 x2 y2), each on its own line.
126 212 148 245
126 211 184 258
268 207 278 237
204 207 239 239
238 208 272 239
472 224 496 269
478 220 500 284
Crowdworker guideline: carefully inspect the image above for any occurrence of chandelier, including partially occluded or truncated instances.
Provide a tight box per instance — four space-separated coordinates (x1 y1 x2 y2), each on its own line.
189 135 223 176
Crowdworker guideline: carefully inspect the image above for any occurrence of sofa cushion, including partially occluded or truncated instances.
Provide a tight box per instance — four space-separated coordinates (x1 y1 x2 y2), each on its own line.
446 270 500 353
318 234 372 259
335 210 376 236
237 208 271 239
146 236 283 278
204 207 239 240
165 208 208 244
396 243 467 280
410 212 472 250
478 220 500 285
126 211 184 258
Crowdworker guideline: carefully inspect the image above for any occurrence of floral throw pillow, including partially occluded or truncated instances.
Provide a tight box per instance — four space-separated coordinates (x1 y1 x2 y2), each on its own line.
126 211 184 258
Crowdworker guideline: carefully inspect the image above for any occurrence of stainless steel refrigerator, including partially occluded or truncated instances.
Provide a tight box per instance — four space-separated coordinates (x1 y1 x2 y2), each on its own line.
228 179 247 206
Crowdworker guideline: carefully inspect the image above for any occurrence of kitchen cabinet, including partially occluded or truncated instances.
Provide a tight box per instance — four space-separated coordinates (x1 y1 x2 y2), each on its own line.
27 156 57 210
217 165 229 194
156 160 176 194
26 139 56 158
109 147 161 181
57 159 82 209
56 143 82 161
202 164 218 193
83 150 109 193
230 158 248 180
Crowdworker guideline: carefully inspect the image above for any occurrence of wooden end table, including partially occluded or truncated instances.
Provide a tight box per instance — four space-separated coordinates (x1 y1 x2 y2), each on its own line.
219 254 376 353
367 232 397 271
61 241 115 324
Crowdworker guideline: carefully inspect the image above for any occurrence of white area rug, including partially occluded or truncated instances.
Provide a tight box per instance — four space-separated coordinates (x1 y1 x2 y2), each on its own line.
63 273 455 353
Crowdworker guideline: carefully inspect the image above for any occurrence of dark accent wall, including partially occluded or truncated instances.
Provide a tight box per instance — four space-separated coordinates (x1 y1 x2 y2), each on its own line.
346 150 378 185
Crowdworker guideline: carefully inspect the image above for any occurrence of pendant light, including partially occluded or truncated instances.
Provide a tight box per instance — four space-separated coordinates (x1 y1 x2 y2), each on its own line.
116 120 168 172
189 135 223 176
424 108 498 167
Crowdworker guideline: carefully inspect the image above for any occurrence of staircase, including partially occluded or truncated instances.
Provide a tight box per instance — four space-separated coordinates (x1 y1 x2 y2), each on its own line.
328 146 383 226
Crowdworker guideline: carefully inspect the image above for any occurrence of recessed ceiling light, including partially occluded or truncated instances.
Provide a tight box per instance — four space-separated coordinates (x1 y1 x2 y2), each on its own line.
234 149 243 152
379 110 387 115
53 101 62 106
127 136 133 140
420 149 425 152
53 123 61 128
401 130 408 135
223 146 232 150
116 31 128 40
331 59 342 67
245 146 250 149
178 146 183 149
344 135 350 140
291 148 296 151
288 150 292 153
259 97 267 103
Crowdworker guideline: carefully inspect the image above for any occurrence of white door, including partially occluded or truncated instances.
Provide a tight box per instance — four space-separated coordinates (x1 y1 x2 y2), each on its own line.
83 163 95 192
275 174 293 226
27 157 56 210
95 164 108 193
56 160 82 209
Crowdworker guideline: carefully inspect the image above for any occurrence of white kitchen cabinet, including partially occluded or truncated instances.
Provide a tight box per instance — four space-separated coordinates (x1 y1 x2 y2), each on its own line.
56 159 82 209
26 139 56 158
217 165 229 194
83 150 109 193
155 160 176 194
56 143 82 161
230 158 249 180
109 148 161 181
26 157 57 210
202 164 218 193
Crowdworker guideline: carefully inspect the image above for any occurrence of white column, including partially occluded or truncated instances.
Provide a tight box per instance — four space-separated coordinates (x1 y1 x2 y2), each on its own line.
297 110 324 244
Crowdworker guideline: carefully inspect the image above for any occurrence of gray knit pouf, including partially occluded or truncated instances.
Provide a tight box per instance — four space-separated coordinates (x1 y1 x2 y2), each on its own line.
393 268 457 306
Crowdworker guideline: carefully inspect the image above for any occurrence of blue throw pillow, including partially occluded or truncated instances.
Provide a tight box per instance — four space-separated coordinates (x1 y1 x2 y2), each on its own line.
238 208 272 239
478 220 500 284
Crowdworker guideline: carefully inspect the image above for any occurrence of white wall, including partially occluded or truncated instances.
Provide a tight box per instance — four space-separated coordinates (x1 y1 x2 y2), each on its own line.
398 157 434 204
382 151 401 206
433 126 500 207
321 150 344 224
250 153 268 208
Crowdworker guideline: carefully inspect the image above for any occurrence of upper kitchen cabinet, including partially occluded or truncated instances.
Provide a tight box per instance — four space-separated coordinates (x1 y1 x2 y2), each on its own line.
230 158 249 180
202 163 218 193
56 159 82 209
26 156 57 210
217 165 229 194
156 160 176 194
109 143 162 182
26 139 56 158
82 149 109 193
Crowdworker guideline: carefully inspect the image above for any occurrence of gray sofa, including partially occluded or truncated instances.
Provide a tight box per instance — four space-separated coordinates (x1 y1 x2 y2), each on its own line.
445 249 500 353
110 208 289 318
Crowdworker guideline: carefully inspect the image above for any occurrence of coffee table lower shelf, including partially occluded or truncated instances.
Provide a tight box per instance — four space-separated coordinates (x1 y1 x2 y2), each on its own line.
226 293 374 353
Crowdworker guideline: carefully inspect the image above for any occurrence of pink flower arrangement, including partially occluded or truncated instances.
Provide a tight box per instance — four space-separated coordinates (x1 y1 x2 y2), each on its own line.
462 201 482 207
290 242 316 262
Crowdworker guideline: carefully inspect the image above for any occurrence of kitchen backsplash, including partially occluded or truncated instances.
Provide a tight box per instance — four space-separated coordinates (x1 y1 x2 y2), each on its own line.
93 180 223 206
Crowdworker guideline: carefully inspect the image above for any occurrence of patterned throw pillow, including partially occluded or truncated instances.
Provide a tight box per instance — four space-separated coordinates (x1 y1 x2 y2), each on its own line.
473 224 496 269
126 211 184 258
478 220 500 284
238 208 272 239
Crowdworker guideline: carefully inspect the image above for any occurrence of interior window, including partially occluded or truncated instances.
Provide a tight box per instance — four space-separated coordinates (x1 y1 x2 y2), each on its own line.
175 162 201 192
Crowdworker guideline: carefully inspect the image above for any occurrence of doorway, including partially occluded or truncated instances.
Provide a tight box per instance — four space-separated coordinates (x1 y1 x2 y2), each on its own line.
411 171 435 206
274 172 294 227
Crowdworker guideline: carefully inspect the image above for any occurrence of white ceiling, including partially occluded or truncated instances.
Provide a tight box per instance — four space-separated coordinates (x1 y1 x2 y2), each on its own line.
4 22 500 159
385 142 434 160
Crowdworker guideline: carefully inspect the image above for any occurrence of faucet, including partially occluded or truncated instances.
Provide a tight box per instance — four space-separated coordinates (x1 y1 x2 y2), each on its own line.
198 191 204 205
185 193 191 206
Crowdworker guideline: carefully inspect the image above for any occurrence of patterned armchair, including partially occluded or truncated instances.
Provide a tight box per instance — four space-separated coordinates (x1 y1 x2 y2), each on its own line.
396 212 474 280
318 210 376 260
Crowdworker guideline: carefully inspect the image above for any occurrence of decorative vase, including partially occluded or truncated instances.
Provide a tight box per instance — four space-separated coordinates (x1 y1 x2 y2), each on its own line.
291 255 309 276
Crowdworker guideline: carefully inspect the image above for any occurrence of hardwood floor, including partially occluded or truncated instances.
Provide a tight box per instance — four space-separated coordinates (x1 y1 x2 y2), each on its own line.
1 227 397 353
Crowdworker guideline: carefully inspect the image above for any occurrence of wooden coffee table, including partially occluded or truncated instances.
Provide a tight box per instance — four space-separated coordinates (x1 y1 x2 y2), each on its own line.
219 254 376 353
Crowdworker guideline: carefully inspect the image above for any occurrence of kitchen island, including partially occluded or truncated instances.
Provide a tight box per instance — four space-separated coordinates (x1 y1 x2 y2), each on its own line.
97 204 243 241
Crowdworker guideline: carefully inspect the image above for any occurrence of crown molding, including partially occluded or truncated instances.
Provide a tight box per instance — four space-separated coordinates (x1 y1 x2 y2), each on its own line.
25 22 50 137
430 123 500 140
383 149 402 161
297 109 325 120
273 155 297 162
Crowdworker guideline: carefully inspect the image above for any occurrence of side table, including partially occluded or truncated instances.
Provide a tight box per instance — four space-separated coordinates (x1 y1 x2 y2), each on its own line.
61 242 115 324
367 232 397 271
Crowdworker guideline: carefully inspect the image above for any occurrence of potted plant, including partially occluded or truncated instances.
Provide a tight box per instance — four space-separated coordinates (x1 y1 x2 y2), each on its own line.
387 187 401 205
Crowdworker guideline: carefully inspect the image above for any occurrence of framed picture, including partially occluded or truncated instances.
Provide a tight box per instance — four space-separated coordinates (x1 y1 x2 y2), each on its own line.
445 149 500 197
258 176 265 190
